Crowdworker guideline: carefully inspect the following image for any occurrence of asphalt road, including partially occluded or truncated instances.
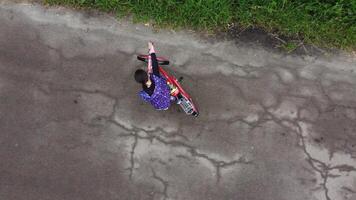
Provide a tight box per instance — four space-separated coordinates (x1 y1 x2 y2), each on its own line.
1 2 356 200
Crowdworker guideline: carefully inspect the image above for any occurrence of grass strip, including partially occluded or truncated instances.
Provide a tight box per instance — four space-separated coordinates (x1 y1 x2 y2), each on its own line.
44 0 356 50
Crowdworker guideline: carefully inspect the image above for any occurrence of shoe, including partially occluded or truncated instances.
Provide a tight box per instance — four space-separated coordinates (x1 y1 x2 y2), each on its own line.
148 41 155 54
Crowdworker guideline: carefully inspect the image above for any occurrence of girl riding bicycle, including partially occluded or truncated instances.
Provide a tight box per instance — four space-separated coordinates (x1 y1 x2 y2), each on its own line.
134 42 173 110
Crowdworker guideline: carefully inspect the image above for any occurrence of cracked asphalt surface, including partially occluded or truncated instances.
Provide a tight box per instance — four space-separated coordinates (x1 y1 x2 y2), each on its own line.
1 2 356 200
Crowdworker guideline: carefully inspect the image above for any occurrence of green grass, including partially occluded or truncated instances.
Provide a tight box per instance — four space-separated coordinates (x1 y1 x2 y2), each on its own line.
281 41 299 53
44 0 356 50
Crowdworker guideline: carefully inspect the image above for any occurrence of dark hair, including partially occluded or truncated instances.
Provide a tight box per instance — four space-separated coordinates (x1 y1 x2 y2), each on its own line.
134 69 148 84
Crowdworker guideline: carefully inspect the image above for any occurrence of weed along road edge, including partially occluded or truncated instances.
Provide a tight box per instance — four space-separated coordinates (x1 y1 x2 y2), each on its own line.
1 2 356 200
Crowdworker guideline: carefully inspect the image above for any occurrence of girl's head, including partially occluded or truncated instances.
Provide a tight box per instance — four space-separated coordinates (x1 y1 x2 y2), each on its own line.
134 69 148 84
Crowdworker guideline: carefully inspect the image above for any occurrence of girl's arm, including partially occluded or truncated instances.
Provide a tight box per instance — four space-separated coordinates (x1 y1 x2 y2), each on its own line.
148 42 160 76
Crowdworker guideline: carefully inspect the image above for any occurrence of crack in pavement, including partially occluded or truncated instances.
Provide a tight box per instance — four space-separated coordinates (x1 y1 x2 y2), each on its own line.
128 133 138 180
250 67 356 199
151 168 169 200
260 107 333 200
317 73 356 111
329 164 356 172
107 118 253 184
322 170 331 200
189 148 252 184
342 186 356 194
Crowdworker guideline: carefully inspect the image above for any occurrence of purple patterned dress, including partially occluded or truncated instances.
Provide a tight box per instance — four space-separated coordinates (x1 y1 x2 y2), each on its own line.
139 74 171 110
